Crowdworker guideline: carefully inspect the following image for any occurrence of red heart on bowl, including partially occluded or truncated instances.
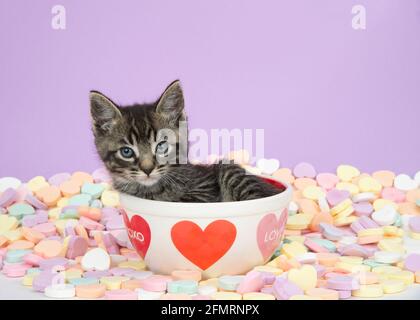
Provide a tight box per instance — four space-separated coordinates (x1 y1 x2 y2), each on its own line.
122 210 151 259
257 209 288 261
171 220 236 270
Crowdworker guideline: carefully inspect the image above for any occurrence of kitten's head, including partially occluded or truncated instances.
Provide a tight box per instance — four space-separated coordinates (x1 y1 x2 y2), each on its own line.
90 80 188 189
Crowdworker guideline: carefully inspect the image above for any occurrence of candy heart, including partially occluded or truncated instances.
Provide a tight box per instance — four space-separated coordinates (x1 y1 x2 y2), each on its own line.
92 167 112 183
122 211 151 259
35 186 61 207
0 188 18 207
257 210 288 261
287 265 317 291
372 170 395 188
337 165 360 182
404 254 420 272
415 171 420 187
272 278 303 300
66 236 88 259
371 205 398 226
81 183 105 199
409 216 420 233
48 172 71 187
326 189 350 207
293 162 316 178
0 177 22 192
273 168 295 184
171 220 236 270
0 215 19 233
316 173 339 190
256 158 280 175
81 247 111 271
394 174 417 191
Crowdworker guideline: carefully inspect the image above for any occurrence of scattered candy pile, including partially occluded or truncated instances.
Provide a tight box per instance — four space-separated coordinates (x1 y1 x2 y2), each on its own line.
1 160 420 300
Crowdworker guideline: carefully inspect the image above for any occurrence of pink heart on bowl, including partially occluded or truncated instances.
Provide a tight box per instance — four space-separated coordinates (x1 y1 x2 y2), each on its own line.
121 210 151 259
257 209 288 261
293 162 317 178
326 189 350 206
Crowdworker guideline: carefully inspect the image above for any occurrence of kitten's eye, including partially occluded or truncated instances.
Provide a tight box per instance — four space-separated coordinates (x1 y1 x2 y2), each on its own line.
119 147 134 158
155 140 169 155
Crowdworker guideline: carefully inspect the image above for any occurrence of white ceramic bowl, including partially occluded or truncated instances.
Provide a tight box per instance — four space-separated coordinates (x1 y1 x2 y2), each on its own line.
120 175 292 279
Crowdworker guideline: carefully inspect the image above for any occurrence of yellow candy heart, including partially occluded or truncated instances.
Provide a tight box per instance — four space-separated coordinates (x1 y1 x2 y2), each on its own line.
281 241 307 258
287 265 317 291
286 213 312 230
101 190 120 207
302 186 325 200
373 199 398 211
0 215 19 234
27 176 49 192
337 165 360 182
358 176 382 193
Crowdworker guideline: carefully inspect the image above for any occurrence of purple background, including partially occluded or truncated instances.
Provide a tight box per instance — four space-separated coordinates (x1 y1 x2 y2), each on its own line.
1 0 419 181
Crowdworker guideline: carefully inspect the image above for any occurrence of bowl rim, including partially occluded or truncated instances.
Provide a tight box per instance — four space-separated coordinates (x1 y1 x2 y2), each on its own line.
119 174 292 218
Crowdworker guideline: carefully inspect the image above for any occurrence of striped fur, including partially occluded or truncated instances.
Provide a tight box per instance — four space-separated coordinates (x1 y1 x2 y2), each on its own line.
90 81 280 202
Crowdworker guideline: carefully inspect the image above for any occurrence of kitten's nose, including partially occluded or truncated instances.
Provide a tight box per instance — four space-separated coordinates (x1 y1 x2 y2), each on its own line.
140 160 155 176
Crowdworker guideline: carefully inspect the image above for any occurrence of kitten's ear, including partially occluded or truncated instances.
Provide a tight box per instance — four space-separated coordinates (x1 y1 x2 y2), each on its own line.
89 91 122 134
155 80 185 121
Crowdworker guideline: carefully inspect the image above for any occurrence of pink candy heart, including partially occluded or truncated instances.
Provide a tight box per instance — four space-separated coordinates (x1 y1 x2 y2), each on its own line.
257 209 288 261
316 173 339 190
293 162 316 178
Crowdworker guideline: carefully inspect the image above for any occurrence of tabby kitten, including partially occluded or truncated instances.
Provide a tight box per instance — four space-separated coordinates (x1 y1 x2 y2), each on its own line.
90 80 281 202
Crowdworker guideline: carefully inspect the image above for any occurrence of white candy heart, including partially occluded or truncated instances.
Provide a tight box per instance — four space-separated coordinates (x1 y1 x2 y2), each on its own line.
81 247 111 271
394 174 417 191
374 251 402 264
414 171 420 187
288 201 299 215
371 205 398 226
352 192 377 203
44 284 76 298
0 177 21 192
256 158 280 175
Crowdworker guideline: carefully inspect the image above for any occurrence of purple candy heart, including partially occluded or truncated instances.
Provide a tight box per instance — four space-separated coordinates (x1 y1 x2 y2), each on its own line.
32 272 56 292
106 215 125 231
350 220 364 233
102 233 120 254
293 162 317 178
259 272 276 285
22 211 49 228
92 168 111 183
358 216 379 229
66 236 88 259
327 276 360 291
326 189 350 207
272 277 303 300
353 202 373 217
319 223 345 241
409 216 420 233
48 172 71 186
404 254 420 272
25 193 48 210
339 244 370 258
0 188 18 208
39 257 69 270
